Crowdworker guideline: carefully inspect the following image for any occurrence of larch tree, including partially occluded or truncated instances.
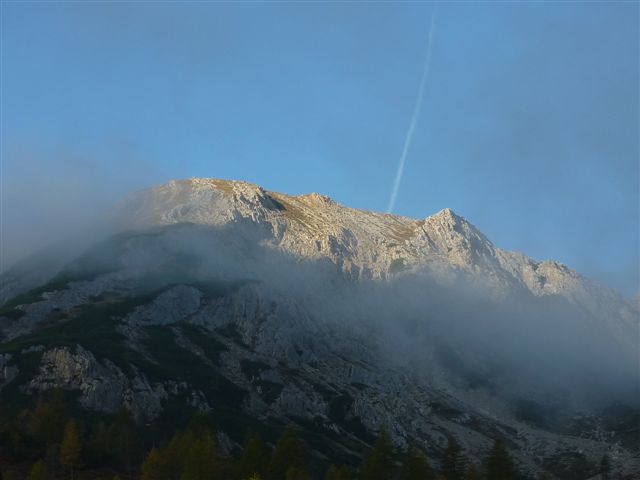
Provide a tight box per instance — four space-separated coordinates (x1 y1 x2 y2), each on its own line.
28 391 67 479
236 434 268 480
141 447 165 480
180 432 228 480
26 460 46 480
285 467 312 480
59 419 81 480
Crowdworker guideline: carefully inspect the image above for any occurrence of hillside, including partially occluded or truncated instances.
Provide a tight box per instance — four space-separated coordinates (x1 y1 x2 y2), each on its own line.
0 178 638 479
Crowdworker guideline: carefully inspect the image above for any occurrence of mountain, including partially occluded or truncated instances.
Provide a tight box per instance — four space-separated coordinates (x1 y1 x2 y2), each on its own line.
1 178 638 478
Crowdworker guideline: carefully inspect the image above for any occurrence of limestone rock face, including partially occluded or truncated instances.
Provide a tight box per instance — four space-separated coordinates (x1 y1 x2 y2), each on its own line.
27 345 166 422
115 179 622 292
125 285 203 326
115 179 637 354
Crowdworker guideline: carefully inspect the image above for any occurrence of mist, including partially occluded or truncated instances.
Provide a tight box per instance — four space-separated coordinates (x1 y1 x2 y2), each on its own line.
0 145 167 274
27 216 637 418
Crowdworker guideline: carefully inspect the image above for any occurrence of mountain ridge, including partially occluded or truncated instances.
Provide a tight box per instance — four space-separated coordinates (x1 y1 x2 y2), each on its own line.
113 178 637 354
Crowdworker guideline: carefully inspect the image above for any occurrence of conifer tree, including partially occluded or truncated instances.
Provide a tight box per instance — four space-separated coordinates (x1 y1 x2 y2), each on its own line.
358 428 395 480
269 427 306 480
141 447 165 480
600 454 611 480
399 446 433 480
29 390 67 445
108 408 142 477
88 421 111 464
441 438 466 480
325 464 353 480
285 467 312 480
187 412 216 438
29 390 67 479
163 431 193 479
484 440 517 480
465 463 481 480
26 460 46 480
59 419 81 480
180 434 220 480
236 434 268 480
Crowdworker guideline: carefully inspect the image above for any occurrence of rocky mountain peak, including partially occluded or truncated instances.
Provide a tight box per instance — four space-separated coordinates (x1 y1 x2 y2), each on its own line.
424 208 487 241
431 207 458 220
112 179 630 309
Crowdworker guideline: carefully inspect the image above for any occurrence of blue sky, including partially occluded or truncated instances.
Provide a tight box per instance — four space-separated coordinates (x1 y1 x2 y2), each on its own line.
1 2 638 296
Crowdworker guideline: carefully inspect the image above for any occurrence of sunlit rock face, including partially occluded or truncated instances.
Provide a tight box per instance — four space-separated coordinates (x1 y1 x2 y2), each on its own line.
1 178 638 478
115 178 638 359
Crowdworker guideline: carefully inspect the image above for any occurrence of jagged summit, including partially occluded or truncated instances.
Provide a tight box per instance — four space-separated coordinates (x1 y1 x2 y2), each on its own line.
114 178 616 295
430 207 457 218
112 178 638 346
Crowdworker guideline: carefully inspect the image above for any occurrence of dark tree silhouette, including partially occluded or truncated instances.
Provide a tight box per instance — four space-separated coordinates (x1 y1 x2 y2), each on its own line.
465 463 481 480
358 428 395 480
484 439 517 480
441 438 467 480
269 427 307 480
325 464 353 480
236 433 269 480
59 419 81 480
399 445 433 480
600 454 611 480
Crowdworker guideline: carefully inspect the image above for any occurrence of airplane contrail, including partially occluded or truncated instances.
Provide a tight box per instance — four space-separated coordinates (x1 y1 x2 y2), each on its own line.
386 5 438 214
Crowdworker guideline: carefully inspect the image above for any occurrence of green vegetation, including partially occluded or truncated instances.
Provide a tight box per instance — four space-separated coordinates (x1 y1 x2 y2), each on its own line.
324 464 353 480
0 388 548 480
0 267 116 316
442 438 467 480
141 325 247 408
358 429 395 480
399 446 433 480
236 434 269 480
60 420 81 480
0 294 156 356
484 440 516 480
269 427 307 480
181 323 228 364
0 308 26 320
389 258 406 274
26 459 46 480
0 295 159 397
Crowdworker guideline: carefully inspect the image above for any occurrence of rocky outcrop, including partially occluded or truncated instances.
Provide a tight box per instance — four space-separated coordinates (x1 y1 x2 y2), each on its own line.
27 345 166 422
124 285 202 326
